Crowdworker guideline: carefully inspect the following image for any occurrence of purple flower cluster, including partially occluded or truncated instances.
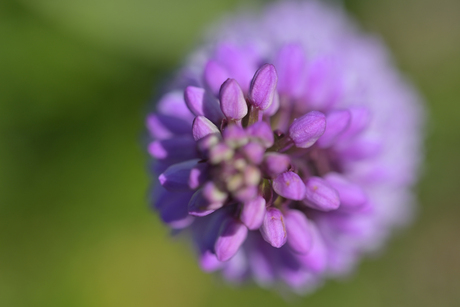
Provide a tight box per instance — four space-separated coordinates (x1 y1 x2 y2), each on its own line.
146 1 423 293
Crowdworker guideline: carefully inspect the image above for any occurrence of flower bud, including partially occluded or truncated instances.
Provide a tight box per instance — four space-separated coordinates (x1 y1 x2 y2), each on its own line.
249 64 278 110
273 171 306 201
288 111 326 148
215 219 248 262
219 78 248 120
192 115 220 141
260 207 287 248
303 176 340 211
240 196 266 230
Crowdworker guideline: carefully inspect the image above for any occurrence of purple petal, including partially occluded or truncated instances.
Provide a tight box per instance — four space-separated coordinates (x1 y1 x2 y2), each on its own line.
222 248 248 282
324 172 367 210
157 91 194 121
338 135 382 160
337 107 371 141
260 207 287 248
199 250 223 272
303 56 340 110
148 136 198 162
317 109 351 147
262 153 291 178
246 121 274 148
158 159 202 192
240 196 266 230
214 43 257 92
248 238 275 286
275 247 312 290
188 185 226 217
155 189 195 229
297 222 327 274
249 64 278 110
215 219 248 262
184 86 224 123
285 209 313 254
219 78 248 120
303 176 340 211
288 111 326 148
146 114 191 140
192 115 220 141
264 92 280 117
203 60 229 96
272 171 306 201
275 44 305 97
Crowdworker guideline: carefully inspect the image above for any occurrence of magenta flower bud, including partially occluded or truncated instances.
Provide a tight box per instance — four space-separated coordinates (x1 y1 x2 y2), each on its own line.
203 60 229 96
240 195 266 230
184 86 224 123
219 78 248 120
303 176 340 211
317 109 351 148
284 209 313 254
215 219 248 262
192 115 220 141
275 44 305 97
249 64 278 110
324 172 367 210
260 207 287 248
246 121 274 148
262 153 290 178
272 171 306 201
289 111 326 148
159 159 204 191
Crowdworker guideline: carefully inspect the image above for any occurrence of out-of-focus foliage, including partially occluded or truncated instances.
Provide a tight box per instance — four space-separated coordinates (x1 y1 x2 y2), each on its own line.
1 0 459 306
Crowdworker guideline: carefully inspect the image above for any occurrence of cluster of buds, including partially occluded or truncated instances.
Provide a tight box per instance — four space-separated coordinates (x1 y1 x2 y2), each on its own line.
146 0 423 293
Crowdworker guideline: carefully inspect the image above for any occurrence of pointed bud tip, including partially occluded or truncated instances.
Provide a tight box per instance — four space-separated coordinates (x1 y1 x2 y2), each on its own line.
260 207 287 248
249 64 278 110
272 171 306 201
304 176 340 211
219 78 248 120
289 111 326 148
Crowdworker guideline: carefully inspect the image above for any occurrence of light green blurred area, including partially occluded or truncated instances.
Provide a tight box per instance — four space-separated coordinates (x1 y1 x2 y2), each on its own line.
1 0 459 306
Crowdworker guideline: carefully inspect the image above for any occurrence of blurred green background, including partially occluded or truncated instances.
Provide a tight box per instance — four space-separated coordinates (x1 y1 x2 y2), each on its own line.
1 0 459 306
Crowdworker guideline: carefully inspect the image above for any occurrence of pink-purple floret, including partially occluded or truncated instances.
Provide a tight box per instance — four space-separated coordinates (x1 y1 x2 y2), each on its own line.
146 1 423 293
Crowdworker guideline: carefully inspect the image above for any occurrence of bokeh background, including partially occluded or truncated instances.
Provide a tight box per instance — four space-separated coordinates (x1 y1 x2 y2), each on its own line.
1 0 459 306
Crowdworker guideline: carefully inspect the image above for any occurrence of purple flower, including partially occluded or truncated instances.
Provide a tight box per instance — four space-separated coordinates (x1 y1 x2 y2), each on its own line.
146 0 424 294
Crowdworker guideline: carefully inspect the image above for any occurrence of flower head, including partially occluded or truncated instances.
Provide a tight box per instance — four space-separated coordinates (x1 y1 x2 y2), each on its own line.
146 0 424 293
